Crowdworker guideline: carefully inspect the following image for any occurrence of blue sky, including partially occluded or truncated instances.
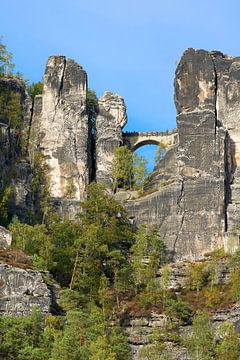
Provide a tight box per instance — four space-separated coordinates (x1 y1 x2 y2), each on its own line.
1 0 240 169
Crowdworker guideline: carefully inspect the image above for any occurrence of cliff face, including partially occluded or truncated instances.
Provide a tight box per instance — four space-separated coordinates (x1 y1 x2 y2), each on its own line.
95 91 127 187
30 56 90 217
2 48 240 260
126 49 240 261
0 264 59 316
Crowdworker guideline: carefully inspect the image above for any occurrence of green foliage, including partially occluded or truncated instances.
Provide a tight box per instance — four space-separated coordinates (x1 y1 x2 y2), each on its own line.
229 268 240 302
0 305 131 360
27 82 43 101
30 151 53 223
0 307 53 360
0 185 13 226
131 225 165 291
50 305 131 360
112 145 150 192
87 88 98 127
154 142 167 163
188 262 210 293
9 216 54 271
139 324 174 360
0 38 14 76
203 285 224 309
112 145 134 190
215 321 240 360
164 298 192 324
0 84 22 128
185 312 214 360
133 153 148 191
70 182 133 302
9 215 80 285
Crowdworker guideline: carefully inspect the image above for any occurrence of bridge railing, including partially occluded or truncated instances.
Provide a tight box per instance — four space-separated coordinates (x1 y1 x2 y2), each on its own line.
123 129 178 137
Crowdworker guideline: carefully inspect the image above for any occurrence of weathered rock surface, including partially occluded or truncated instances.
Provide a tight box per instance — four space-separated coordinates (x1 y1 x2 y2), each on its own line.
123 258 236 360
0 226 12 248
0 264 59 316
30 56 90 217
95 91 127 187
126 48 233 261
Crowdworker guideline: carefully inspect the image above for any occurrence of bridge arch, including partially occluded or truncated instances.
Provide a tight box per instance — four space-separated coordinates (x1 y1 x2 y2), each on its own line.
130 139 160 152
123 130 178 152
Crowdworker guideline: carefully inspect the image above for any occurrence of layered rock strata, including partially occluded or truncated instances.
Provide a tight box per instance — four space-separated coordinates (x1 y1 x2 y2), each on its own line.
0 264 59 316
123 258 237 360
126 49 239 260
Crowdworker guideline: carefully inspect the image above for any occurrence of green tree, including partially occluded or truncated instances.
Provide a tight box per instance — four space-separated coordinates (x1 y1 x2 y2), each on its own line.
154 142 167 163
131 225 165 299
185 312 214 360
164 298 192 325
0 186 13 226
0 84 22 128
30 151 52 224
0 38 14 76
139 326 171 360
70 183 133 301
112 145 134 191
0 307 52 360
27 82 43 101
215 321 240 360
133 153 148 191
87 89 98 127
188 262 209 293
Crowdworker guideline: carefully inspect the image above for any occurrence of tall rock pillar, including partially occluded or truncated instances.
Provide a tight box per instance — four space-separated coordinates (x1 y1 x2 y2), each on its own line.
95 92 127 187
30 56 90 216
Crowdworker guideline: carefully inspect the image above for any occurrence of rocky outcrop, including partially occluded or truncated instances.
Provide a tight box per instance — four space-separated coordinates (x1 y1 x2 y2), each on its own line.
95 92 127 187
123 258 236 360
0 226 12 248
30 56 90 217
126 49 236 261
0 264 60 316
3 48 240 259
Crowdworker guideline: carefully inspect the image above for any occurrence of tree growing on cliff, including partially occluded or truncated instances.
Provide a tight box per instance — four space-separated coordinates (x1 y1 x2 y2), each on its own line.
112 146 134 191
154 142 167 163
27 81 43 101
185 312 214 360
0 38 14 77
133 153 148 191
131 225 165 307
112 145 149 191
69 182 134 302
0 84 22 128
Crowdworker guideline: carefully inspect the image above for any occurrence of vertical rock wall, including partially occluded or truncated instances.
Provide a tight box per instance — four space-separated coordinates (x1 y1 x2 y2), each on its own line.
95 92 127 187
126 49 227 260
30 56 90 216
213 54 240 231
174 49 226 258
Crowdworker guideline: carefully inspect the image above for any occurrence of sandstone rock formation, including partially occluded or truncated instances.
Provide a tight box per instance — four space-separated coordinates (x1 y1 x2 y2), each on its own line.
3 48 240 260
0 264 59 316
95 91 127 187
0 226 12 248
123 258 238 360
126 48 240 261
30 56 90 217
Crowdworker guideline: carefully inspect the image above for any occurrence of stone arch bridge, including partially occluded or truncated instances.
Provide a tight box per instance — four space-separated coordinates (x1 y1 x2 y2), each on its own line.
123 129 178 151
